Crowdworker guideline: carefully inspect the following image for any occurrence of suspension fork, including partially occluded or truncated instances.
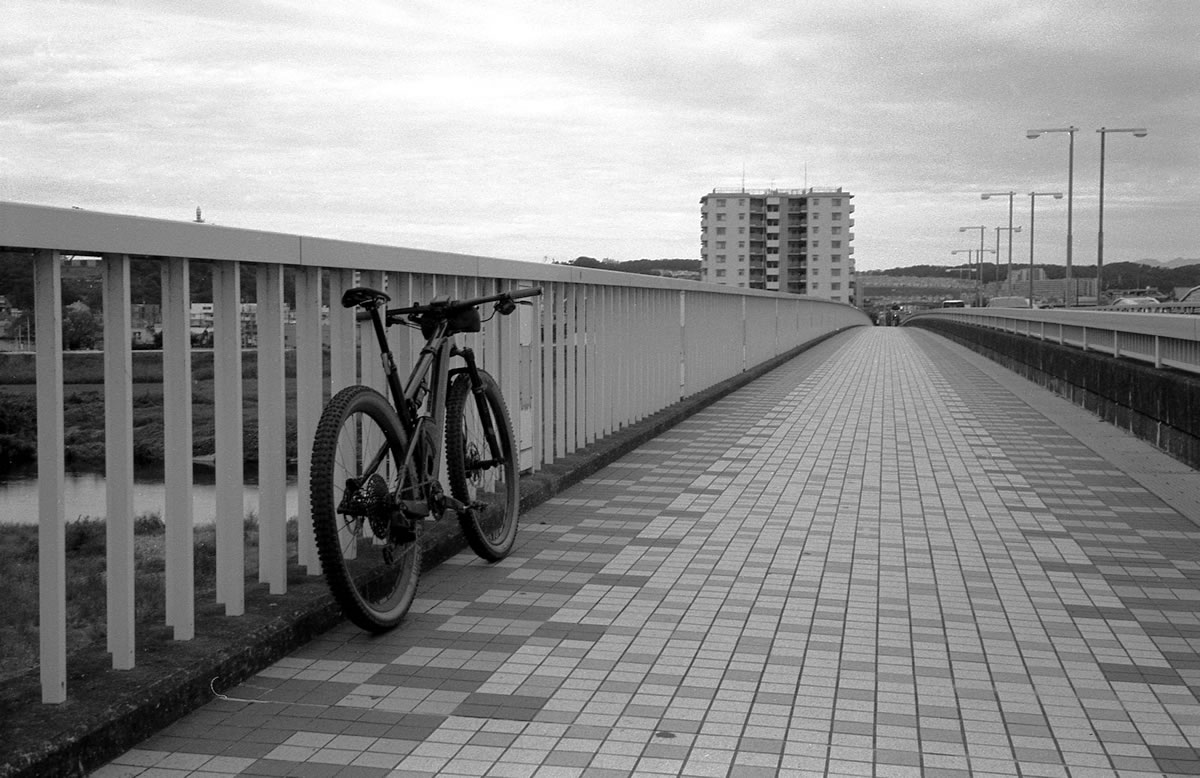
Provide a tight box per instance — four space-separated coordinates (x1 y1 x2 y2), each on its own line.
453 346 505 465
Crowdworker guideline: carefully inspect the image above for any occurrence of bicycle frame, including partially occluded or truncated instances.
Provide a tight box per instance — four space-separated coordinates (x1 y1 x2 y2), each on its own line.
361 307 494 514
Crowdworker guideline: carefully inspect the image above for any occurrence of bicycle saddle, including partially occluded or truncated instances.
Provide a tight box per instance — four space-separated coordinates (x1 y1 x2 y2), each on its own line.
342 287 391 309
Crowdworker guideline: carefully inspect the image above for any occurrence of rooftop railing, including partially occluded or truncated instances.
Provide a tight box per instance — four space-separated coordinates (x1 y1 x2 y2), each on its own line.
0 201 870 702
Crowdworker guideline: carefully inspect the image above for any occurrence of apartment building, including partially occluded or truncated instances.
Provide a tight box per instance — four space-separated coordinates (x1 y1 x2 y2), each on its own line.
699 188 855 303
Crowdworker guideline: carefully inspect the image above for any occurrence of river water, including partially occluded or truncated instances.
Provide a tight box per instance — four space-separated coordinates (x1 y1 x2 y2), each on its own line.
0 465 299 525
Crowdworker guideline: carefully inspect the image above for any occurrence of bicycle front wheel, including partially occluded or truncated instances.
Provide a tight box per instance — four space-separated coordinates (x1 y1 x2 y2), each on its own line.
310 385 421 632
445 370 520 561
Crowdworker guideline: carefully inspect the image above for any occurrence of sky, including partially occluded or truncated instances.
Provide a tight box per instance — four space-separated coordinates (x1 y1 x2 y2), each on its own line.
3 1 1198 272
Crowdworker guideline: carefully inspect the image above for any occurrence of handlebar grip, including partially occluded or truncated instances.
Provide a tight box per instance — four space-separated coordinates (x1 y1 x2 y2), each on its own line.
507 287 543 301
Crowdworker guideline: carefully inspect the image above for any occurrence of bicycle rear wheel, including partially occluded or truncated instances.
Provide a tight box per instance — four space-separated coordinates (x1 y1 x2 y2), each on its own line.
445 370 520 561
310 385 421 632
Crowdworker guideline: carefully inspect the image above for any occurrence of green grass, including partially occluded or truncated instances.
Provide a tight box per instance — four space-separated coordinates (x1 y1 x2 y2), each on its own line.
0 349 317 468
0 513 300 685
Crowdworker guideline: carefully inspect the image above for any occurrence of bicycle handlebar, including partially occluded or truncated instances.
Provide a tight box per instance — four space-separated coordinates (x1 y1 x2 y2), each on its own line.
383 286 542 320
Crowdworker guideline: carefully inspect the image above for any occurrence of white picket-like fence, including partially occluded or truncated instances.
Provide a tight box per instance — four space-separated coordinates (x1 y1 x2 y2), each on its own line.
1 201 870 702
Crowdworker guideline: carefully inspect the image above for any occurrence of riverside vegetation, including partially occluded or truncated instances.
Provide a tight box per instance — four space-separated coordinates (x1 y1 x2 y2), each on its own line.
0 349 304 469
0 348 312 683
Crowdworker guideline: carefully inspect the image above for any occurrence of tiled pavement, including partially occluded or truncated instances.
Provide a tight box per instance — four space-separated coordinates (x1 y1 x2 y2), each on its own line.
91 327 1200 778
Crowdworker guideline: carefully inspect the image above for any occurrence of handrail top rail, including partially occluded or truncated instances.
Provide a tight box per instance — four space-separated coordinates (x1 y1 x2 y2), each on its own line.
908 306 1200 340
0 200 856 306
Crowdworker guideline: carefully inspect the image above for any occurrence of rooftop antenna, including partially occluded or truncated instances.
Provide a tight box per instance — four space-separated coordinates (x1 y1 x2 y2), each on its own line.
194 206 205 223
741 163 746 193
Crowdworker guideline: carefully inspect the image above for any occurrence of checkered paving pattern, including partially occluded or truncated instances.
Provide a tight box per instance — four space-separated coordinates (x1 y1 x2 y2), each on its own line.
91 327 1200 777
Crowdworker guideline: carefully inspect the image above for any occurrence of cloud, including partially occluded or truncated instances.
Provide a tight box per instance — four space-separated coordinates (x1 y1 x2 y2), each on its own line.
1 0 1197 269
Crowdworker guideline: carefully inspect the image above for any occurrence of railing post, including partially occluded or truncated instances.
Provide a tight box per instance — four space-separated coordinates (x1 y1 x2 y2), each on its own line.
35 249 67 703
328 269 356 393
161 257 194 640
256 263 287 595
102 253 136 667
212 260 245 614
294 266 322 575
678 290 687 399
565 284 578 452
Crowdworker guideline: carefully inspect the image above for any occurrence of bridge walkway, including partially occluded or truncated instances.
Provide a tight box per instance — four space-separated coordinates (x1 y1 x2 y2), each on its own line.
92 327 1200 777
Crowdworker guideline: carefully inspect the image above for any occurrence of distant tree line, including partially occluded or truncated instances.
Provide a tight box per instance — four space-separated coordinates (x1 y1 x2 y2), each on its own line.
558 257 701 276
871 261 1200 295
0 253 301 312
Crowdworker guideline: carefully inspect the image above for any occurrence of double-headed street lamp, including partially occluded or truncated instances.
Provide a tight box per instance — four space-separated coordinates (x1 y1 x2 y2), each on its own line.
1028 191 1063 305
959 225 986 303
1096 127 1148 303
1026 127 1077 304
981 191 1017 294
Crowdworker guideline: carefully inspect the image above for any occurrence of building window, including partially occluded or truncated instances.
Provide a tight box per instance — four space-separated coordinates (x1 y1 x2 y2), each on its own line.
715 198 726 207
831 268 841 276
811 240 819 248
832 254 841 262
738 226 746 234
832 198 841 206
716 256 726 263
832 213 842 220
738 241 745 248
831 282 841 290
715 269 726 277
811 282 819 290
716 213 726 221
832 240 841 248
738 213 745 220
716 227 726 235
831 226 842 235
716 241 726 249
737 268 745 276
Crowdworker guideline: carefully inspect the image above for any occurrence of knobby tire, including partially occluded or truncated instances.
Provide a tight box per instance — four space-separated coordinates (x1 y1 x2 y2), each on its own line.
310 385 421 632
445 371 520 561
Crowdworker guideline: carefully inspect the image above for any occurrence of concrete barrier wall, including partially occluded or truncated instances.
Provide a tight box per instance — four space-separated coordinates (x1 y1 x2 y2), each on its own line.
909 318 1200 470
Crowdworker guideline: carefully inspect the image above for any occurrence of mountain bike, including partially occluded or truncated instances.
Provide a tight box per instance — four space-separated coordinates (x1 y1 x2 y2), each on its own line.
310 284 542 632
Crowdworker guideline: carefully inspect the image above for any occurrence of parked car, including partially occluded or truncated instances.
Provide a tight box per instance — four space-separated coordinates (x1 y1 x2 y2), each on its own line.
1110 297 1161 307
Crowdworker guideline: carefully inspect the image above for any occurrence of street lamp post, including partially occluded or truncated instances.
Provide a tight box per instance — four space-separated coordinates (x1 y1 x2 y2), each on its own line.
959 225 985 305
1028 191 1063 306
982 191 1016 294
1026 127 1077 305
993 225 1022 295
951 249 973 296
1096 127 1148 304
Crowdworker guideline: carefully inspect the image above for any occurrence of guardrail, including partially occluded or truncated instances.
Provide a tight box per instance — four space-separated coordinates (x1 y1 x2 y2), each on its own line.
905 306 1200 376
1 201 870 702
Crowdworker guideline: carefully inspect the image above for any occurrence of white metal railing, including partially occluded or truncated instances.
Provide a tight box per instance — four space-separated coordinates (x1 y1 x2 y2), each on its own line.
906 306 1200 375
1 201 869 702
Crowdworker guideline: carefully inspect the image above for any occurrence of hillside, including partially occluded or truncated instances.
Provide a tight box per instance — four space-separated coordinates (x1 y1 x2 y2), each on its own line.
866 261 1200 296
559 257 701 279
